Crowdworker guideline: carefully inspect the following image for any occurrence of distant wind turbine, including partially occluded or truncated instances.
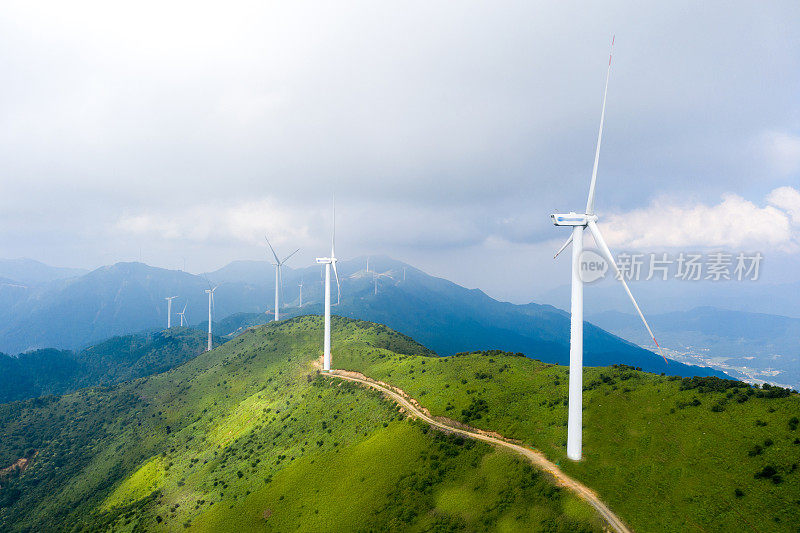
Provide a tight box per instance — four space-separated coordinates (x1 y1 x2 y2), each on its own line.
165 296 178 328
265 236 299 322
298 276 304 307
178 303 187 327
373 271 393 295
315 198 341 372
205 286 217 351
550 36 666 462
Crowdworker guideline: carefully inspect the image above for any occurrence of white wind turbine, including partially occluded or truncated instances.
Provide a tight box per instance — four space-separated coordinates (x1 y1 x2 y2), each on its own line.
165 296 178 328
265 237 300 322
550 36 667 461
298 276 304 307
205 286 217 351
315 199 341 372
178 303 188 327
373 271 393 295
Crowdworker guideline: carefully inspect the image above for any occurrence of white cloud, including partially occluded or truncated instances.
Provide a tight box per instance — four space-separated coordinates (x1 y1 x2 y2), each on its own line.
114 197 484 253
601 187 799 251
760 131 800 176
767 185 800 225
115 199 313 246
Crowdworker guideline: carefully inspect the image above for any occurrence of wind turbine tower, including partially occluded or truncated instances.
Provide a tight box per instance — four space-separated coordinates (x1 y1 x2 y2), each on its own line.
373 271 393 295
178 303 187 327
205 286 217 351
315 199 341 372
265 237 299 322
298 276 304 307
165 296 178 328
550 36 666 461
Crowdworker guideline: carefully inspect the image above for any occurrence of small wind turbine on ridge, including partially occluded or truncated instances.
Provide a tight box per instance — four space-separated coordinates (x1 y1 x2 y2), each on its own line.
178 303 188 327
550 35 667 462
165 296 178 328
205 285 217 351
298 275 304 307
373 271 393 295
265 236 299 322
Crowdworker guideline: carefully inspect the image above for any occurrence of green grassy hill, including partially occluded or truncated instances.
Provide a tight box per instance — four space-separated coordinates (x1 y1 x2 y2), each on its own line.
337 346 800 532
3 315 796 532
0 317 602 532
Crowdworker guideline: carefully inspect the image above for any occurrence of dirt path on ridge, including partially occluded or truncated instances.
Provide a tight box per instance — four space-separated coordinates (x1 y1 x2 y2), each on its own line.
325 368 632 533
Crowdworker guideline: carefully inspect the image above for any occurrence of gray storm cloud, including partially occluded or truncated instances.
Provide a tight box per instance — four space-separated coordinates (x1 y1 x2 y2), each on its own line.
0 1 798 301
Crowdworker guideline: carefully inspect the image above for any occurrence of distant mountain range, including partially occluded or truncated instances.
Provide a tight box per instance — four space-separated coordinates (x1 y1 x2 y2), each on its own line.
0 256 725 379
589 306 800 389
0 258 88 286
0 328 211 403
540 277 800 318
216 256 725 379
0 261 277 353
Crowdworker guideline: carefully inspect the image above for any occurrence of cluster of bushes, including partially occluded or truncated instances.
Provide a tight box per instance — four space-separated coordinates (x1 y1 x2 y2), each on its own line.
679 376 797 398
460 398 489 423
451 350 525 358
610 364 642 372
679 376 747 393
754 465 783 484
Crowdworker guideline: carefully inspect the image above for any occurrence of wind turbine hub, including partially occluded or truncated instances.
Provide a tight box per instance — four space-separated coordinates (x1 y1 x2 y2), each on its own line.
551 213 595 226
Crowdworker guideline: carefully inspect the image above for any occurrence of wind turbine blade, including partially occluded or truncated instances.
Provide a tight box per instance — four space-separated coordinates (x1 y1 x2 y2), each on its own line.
264 236 280 264
182 303 187 313
281 248 300 264
587 221 667 363
586 35 614 216
332 261 341 305
331 194 336 257
554 234 574 259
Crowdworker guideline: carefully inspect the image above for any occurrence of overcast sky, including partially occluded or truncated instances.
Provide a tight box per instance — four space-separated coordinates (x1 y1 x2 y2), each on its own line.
1 1 799 303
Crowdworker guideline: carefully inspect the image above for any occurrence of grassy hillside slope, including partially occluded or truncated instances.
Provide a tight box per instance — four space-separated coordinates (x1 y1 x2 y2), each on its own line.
0 317 602 532
336 347 800 532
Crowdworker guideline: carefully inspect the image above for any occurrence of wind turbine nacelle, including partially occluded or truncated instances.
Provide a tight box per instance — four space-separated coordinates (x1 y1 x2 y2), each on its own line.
551 213 594 226
316 257 331 264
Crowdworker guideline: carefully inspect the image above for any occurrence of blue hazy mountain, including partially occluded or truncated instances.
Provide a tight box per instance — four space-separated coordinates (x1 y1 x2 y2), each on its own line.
589 306 800 389
0 256 724 379
0 328 211 403
0 258 87 286
541 277 800 319
0 262 274 353
219 256 727 379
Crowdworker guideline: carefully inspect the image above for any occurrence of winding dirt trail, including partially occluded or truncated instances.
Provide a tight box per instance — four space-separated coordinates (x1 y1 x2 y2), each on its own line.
327 369 632 533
